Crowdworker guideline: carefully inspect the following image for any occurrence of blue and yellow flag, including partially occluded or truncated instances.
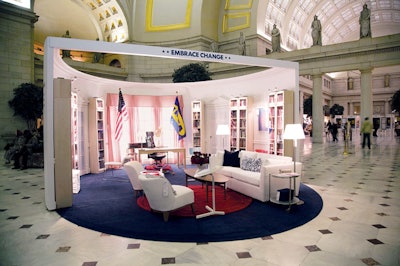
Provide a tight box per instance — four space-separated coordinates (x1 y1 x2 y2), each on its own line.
170 96 186 140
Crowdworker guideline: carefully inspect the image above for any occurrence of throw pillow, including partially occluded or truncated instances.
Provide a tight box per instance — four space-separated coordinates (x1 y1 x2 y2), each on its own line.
241 157 262 172
223 150 240 167
257 157 269 166
239 151 257 166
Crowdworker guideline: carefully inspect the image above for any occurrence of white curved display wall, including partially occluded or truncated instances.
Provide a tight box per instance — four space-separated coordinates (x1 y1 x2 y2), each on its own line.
44 37 299 210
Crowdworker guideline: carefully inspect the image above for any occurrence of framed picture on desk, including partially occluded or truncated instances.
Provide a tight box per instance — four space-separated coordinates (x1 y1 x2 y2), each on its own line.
146 131 155 148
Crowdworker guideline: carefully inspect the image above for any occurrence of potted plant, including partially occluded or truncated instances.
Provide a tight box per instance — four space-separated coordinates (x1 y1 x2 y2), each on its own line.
8 82 43 130
172 63 212 83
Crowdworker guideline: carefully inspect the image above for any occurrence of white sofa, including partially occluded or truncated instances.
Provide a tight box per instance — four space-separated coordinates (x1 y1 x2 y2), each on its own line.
209 150 302 202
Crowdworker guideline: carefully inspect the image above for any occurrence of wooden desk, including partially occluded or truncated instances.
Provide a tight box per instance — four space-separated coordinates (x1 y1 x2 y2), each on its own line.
137 147 186 168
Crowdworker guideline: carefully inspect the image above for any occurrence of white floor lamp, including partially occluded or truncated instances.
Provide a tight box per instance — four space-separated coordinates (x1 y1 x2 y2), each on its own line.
216 124 230 151
282 124 305 173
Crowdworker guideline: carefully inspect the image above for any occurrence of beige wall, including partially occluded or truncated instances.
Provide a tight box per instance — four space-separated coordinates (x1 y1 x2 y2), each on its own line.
0 3 38 146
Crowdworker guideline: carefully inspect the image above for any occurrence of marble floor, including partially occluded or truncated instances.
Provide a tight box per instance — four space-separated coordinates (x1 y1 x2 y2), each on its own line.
0 133 399 266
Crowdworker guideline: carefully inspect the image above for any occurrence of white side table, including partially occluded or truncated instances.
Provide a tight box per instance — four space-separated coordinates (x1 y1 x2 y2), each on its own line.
269 172 301 211
104 161 123 177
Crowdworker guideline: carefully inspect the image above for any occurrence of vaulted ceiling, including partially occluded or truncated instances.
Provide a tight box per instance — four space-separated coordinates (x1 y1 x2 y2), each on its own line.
264 0 400 50
33 0 400 51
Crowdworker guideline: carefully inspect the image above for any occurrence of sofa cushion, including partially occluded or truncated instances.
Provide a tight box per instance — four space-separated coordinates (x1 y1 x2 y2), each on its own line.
215 151 224 166
241 157 262 172
217 166 235 177
223 150 240 167
230 168 260 186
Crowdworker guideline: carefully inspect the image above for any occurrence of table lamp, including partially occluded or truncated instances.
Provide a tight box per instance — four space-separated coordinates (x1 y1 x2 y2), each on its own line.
216 124 230 150
282 124 305 173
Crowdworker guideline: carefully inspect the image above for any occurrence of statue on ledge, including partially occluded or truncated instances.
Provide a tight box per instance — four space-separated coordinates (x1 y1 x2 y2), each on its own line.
311 15 322 46
271 24 281 52
238 32 246 55
93 38 104 63
210 41 219 53
359 4 371 38
61 30 71 58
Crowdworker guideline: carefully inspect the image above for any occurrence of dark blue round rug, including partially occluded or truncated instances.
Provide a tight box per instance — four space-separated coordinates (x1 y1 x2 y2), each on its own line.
57 166 323 242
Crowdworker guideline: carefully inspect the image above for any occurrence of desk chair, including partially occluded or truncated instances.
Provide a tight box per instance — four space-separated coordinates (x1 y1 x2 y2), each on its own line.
147 152 174 174
148 152 166 165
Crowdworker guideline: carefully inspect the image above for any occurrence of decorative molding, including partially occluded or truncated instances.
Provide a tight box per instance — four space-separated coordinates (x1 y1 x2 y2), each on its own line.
2 0 30 9
0 2 38 25
266 34 400 75
224 0 253 10
146 0 192 32
223 12 250 33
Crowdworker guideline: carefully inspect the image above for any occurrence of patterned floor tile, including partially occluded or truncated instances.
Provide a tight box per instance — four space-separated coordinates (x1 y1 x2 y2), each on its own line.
367 239 384 245
236 252 252 258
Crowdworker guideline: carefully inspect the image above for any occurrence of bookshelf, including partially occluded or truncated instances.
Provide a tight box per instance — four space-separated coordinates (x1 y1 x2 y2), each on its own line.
229 97 253 151
89 98 105 173
71 92 80 193
191 100 204 152
268 90 294 156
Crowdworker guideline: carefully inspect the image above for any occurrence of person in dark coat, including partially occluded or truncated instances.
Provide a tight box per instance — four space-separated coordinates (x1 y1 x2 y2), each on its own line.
331 123 338 142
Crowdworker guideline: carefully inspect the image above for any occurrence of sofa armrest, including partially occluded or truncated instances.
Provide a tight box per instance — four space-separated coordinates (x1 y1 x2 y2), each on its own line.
209 152 224 168
262 162 302 175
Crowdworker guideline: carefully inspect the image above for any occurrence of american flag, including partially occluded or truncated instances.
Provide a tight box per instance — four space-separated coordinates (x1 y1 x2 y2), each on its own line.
115 89 128 141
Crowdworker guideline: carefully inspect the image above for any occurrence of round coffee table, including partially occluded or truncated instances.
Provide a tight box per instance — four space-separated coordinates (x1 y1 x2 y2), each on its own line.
184 168 229 201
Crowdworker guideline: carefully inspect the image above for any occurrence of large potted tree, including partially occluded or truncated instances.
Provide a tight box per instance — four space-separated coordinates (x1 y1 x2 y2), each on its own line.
172 63 212 83
329 103 344 118
8 83 43 130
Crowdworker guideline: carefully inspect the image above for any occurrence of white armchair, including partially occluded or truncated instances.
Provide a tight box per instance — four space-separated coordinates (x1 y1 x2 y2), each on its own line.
124 161 144 197
138 173 195 221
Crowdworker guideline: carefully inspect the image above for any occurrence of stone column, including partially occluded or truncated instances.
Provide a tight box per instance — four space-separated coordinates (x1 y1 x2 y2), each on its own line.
312 74 323 143
384 100 389 117
360 68 373 120
349 102 354 116
299 90 304 122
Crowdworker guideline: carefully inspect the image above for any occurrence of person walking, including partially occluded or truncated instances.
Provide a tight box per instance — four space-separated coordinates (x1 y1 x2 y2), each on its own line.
331 122 338 142
326 121 332 141
361 117 373 149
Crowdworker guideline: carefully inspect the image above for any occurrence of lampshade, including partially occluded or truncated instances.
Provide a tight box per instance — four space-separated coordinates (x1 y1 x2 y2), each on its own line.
282 124 305 140
216 124 230 135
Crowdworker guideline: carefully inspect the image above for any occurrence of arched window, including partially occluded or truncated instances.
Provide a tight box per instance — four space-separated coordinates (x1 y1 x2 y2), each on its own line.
109 59 121 68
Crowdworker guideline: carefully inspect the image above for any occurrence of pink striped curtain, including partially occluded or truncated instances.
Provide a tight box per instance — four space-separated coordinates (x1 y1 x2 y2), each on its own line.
106 93 185 163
